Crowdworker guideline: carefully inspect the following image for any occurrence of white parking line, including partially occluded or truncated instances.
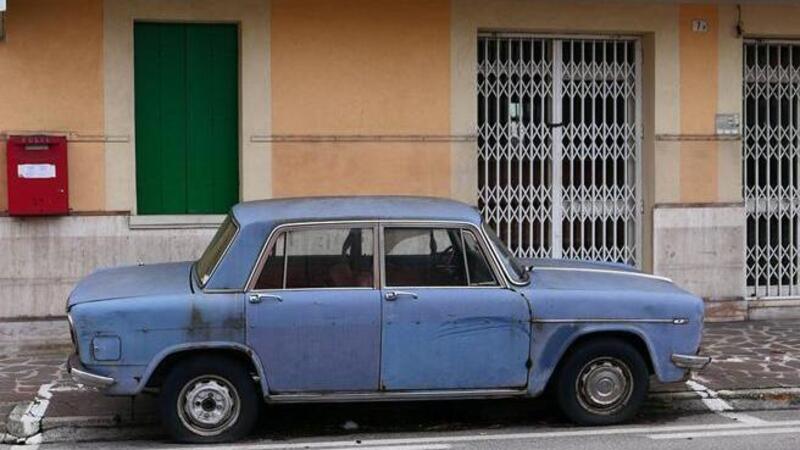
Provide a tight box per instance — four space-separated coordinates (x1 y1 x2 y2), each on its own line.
719 412 768 425
685 380 734 412
174 420 800 450
685 380 767 424
322 445 451 450
648 426 800 440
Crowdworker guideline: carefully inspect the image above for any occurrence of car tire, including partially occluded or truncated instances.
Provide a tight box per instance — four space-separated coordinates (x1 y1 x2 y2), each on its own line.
554 338 649 426
159 356 259 443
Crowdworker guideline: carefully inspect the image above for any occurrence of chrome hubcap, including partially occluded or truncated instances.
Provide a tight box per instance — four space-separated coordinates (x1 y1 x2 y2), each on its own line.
576 357 633 415
177 376 240 436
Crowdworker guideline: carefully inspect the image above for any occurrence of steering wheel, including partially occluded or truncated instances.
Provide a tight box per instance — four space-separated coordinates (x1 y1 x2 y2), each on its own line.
435 245 457 271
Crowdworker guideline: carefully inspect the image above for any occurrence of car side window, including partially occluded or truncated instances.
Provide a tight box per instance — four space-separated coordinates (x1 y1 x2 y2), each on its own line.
462 230 498 286
254 227 374 290
384 228 468 287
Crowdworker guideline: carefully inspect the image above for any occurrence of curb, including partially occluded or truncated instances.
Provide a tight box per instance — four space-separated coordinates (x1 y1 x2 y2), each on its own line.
4 410 160 445
651 386 800 402
717 387 800 400
0 343 74 357
648 386 800 413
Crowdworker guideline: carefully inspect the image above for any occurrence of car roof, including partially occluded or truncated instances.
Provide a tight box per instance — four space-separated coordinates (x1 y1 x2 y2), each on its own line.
230 196 482 227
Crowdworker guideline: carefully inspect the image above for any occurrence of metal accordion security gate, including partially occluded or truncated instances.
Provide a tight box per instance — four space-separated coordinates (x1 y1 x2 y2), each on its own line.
477 34 642 266
744 41 800 299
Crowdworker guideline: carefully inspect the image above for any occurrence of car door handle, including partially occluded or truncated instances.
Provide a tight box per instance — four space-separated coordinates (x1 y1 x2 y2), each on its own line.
384 291 418 301
248 293 282 304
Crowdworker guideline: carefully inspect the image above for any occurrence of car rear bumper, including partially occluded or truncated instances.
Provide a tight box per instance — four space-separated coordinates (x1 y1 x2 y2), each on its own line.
671 353 712 370
67 353 116 388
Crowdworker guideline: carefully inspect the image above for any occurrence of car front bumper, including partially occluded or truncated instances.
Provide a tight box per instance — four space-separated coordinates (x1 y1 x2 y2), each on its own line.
671 353 712 370
67 353 116 388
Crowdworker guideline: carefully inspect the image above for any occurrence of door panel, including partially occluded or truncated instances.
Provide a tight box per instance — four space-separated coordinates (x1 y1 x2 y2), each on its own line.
379 226 530 391
381 287 530 390
247 225 380 393
247 289 381 393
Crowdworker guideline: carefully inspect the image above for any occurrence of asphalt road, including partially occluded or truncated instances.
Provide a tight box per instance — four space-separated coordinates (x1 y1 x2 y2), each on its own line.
18 407 800 449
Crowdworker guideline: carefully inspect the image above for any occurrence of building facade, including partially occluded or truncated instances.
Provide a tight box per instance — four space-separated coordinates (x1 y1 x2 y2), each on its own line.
0 0 798 320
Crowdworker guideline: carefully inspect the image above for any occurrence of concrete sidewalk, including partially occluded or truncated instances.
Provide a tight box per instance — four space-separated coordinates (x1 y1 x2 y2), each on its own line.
2 319 799 444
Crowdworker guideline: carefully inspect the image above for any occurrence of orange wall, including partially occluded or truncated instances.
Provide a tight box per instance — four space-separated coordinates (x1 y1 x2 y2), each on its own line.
679 4 718 203
270 0 451 197
0 0 104 212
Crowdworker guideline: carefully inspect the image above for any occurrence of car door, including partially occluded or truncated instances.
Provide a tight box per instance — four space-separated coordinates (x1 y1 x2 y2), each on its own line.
380 224 531 391
245 223 382 393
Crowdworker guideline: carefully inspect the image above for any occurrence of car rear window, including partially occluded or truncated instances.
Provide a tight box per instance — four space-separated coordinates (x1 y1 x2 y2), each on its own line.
196 215 238 287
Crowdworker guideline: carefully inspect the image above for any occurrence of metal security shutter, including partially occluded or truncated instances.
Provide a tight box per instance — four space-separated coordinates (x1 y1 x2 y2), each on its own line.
744 41 800 299
134 23 239 215
478 35 642 265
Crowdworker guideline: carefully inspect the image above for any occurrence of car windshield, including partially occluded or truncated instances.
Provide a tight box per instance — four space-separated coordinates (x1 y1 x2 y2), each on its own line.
195 215 238 287
482 223 529 284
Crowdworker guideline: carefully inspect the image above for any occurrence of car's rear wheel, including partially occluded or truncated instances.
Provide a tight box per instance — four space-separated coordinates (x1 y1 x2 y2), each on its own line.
159 356 259 443
554 338 649 426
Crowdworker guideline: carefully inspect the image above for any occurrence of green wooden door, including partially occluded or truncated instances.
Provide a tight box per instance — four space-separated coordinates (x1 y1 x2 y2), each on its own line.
134 23 239 215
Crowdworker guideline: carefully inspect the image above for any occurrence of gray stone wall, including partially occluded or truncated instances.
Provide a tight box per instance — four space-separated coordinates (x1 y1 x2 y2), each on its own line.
653 204 747 321
0 216 216 318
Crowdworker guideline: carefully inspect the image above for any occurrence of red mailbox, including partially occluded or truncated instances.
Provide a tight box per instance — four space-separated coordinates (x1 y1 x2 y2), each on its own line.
6 135 69 216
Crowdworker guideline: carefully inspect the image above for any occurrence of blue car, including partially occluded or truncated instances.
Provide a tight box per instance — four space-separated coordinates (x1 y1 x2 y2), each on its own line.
66 196 709 443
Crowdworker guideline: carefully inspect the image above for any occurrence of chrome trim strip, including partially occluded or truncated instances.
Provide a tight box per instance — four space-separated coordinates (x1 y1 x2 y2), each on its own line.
67 313 77 348
381 285 506 290
532 267 673 283
671 353 712 370
266 388 527 404
531 318 676 324
251 287 375 293
67 353 115 388
202 288 243 294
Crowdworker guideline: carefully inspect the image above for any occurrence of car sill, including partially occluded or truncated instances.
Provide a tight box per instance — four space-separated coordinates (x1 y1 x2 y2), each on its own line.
266 388 528 404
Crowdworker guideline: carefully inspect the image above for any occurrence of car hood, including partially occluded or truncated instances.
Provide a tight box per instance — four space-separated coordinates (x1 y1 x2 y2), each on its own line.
519 258 703 322
519 257 683 295
67 261 193 308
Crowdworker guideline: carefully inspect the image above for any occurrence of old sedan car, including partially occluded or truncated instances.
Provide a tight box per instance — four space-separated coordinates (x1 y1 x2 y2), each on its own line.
66 196 709 443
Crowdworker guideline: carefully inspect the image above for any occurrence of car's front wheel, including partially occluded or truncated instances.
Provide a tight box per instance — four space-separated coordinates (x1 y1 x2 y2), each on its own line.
159 356 259 443
554 338 649 426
